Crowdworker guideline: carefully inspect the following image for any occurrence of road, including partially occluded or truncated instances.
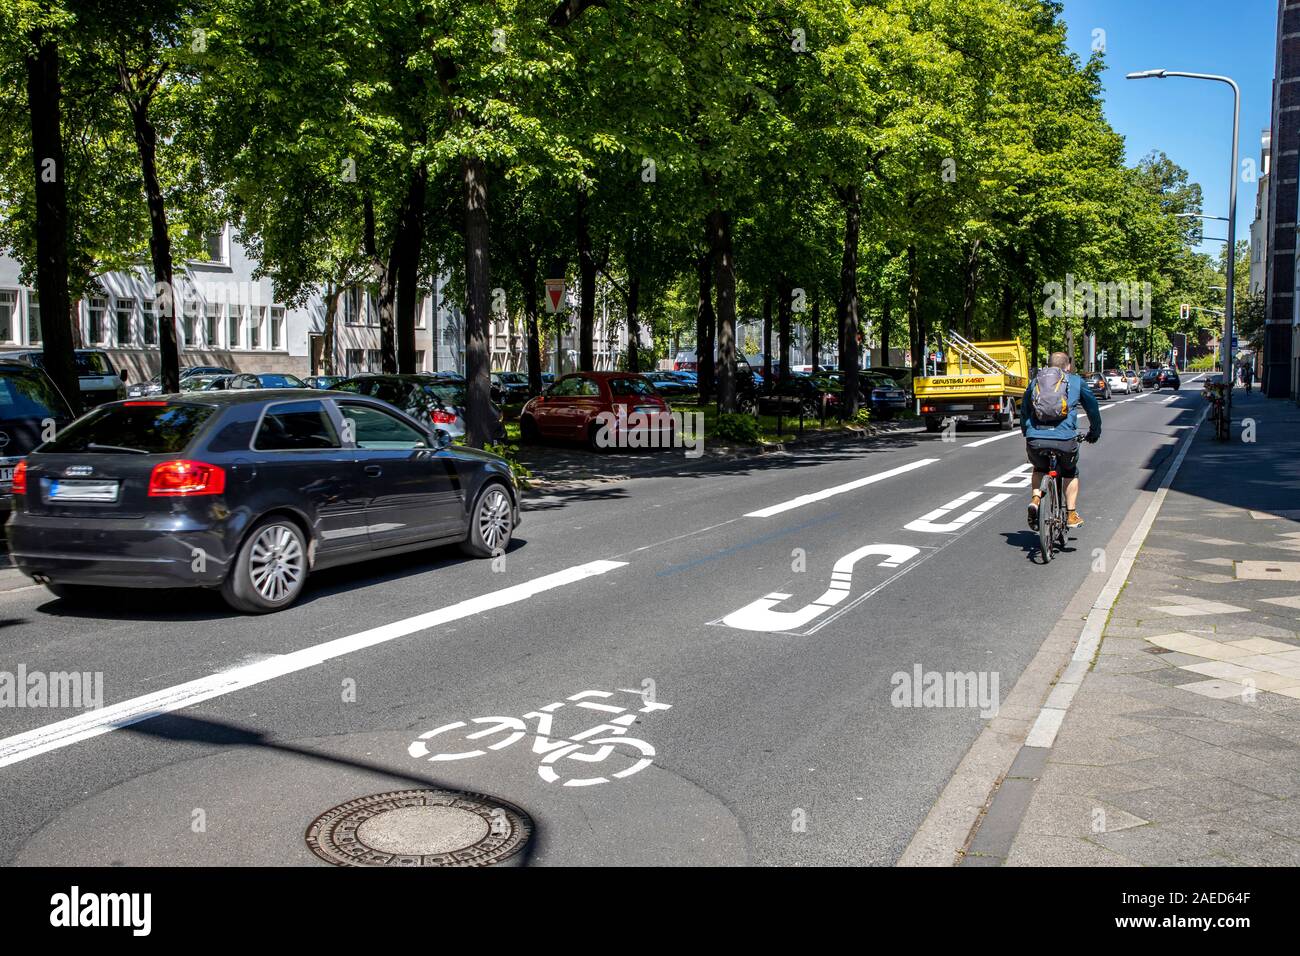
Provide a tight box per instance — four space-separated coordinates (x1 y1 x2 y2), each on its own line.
0 380 1203 866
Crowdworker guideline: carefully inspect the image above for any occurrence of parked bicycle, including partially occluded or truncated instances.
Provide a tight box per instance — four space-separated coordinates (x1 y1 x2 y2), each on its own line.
1203 379 1230 442
408 689 672 787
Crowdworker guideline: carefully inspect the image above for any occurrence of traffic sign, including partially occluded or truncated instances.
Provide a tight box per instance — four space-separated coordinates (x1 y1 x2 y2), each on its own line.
544 279 565 313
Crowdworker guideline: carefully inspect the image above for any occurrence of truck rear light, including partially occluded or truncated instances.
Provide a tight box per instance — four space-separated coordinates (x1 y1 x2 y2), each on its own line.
430 409 457 425
148 460 226 496
11 460 26 495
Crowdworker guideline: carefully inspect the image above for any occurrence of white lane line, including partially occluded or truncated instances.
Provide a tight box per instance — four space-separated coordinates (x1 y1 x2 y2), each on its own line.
1023 404 1208 749
0 559 627 770
964 431 1020 448
744 458 938 518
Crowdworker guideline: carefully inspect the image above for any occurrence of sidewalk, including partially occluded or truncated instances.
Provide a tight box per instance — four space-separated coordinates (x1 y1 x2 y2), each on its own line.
1000 391 1300 866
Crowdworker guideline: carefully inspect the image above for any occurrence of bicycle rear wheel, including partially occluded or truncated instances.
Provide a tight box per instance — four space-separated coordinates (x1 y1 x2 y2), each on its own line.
1037 476 1057 564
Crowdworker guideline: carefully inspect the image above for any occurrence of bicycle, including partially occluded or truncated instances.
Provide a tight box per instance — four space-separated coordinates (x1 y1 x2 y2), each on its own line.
1036 445 1083 564
407 689 671 787
1204 379 1230 442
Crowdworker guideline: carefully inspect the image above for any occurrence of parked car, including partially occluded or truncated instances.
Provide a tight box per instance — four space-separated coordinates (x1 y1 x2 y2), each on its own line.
0 360 76 509
0 348 126 407
1084 372 1112 401
640 371 694 398
1155 367 1181 390
127 366 237 399
860 371 909 419
305 375 348 390
665 370 698 389
1140 367 1161 390
199 372 308 391
6 391 520 612
334 374 501 441
1123 369 1141 392
491 371 531 404
1104 368 1131 395
519 371 672 449
757 376 836 417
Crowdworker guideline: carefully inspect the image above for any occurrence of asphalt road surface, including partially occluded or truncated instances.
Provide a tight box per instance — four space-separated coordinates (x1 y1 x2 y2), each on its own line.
0 380 1203 866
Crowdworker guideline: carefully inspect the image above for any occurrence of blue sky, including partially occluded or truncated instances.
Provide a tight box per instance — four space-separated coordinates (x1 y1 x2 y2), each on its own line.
1060 0 1277 257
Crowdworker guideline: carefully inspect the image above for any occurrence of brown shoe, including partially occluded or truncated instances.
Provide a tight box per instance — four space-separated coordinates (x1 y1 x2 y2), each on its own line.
1067 510 1084 528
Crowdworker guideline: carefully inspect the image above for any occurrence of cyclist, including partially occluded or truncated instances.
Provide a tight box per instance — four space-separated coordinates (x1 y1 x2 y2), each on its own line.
1241 362 1253 394
1022 351 1101 531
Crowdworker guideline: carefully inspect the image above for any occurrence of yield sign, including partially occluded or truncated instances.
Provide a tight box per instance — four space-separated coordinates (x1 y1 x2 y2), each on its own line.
544 279 565 313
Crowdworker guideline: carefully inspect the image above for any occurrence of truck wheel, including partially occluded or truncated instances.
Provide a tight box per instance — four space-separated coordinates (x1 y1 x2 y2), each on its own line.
999 410 1014 431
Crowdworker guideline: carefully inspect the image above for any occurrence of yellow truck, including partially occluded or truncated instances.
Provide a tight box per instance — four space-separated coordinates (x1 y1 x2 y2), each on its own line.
912 332 1029 433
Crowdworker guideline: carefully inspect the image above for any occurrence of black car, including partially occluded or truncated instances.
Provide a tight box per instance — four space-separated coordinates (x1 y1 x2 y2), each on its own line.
1140 368 1161 389
640 371 694 398
0 348 126 407
757 376 835 416
305 375 348 390
0 360 76 508
6 391 520 613
335 373 504 441
491 371 531 404
1155 367 1181 390
1084 372 1111 401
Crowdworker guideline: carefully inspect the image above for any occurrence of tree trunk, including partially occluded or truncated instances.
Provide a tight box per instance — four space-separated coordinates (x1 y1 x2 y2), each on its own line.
960 239 982 338
121 78 180 395
395 164 427 374
707 209 737 412
998 283 1014 340
323 281 338 375
879 290 893 367
907 245 921 370
811 297 821 373
626 273 641 372
762 287 773 385
522 260 543 395
576 183 596 370
25 36 79 413
376 245 398 374
777 277 792 387
461 155 494 447
695 251 715 404
837 190 861 416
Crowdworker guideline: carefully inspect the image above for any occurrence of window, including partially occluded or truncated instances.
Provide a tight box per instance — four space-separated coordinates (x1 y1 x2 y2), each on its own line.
250 305 264 349
608 377 653 397
365 349 382 372
182 300 197 346
345 348 364 375
26 292 41 344
254 400 339 450
142 299 157 346
115 298 134 346
343 286 363 325
0 290 16 342
0 366 72 421
46 402 216 454
549 376 583 397
204 303 220 346
338 403 426 449
270 306 284 350
203 228 225 263
87 297 107 345
414 349 425 370
228 306 242 349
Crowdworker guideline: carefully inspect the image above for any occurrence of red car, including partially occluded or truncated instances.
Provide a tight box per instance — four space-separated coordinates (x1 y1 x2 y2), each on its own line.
520 372 672 449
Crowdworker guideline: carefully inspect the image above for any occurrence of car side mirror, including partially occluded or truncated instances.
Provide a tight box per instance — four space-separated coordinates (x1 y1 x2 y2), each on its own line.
433 428 452 450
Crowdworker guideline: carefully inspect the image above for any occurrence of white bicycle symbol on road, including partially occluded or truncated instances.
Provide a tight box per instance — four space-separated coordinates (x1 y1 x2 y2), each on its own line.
408 689 672 787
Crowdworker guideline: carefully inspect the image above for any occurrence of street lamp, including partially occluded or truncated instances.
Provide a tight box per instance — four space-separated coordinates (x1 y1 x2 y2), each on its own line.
1127 69 1240 383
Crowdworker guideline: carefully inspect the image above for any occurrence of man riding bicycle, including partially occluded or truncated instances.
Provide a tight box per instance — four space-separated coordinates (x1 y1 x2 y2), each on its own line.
1022 351 1101 531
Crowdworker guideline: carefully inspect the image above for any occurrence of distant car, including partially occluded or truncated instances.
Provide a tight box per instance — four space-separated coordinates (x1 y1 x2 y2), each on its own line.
1140 368 1160 389
640 371 694 398
665 370 698 389
1123 369 1140 392
491 372 531 404
520 372 672 449
757 376 836 417
127 366 236 399
305 375 348 390
6 391 520 612
868 365 915 396
0 348 126 407
1104 369 1131 395
0 360 76 509
1084 372 1112 401
334 373 502 441
1156 367 1181 390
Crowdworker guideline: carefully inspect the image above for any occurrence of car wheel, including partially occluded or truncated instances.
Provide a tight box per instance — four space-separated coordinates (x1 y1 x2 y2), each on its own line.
461 482 513 557
520 416 540 444
220 517 309 614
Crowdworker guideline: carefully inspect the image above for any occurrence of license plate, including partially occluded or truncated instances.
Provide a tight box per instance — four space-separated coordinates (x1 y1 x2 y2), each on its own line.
48 479 120 503
950 404 974 411
0 467 12 483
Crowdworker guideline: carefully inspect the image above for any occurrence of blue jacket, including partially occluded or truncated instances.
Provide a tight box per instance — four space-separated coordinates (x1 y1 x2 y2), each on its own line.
1021 372 1101 441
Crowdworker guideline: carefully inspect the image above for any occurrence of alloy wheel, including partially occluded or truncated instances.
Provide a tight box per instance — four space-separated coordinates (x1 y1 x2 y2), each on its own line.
249 524 305 602
478 488 512 552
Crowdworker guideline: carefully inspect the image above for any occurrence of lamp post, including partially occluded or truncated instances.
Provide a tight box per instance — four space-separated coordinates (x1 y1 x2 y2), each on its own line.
1127 70 1240 385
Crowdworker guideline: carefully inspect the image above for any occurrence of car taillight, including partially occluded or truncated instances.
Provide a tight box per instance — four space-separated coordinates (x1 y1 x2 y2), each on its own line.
430 409 457 425
125 400 168 406
11 460 26 495
148 460 225 496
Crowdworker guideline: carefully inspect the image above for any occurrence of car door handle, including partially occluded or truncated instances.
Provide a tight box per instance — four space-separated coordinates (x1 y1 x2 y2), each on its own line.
365 465 383 477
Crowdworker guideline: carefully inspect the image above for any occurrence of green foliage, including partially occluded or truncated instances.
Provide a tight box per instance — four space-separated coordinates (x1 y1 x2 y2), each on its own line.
713 412 760 446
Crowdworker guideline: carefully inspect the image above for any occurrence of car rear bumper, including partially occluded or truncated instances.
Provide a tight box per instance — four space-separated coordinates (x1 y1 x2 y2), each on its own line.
5 512 232 588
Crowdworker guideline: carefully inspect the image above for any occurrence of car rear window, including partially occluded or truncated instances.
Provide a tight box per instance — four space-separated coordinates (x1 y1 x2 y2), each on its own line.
26 352 111 376
0 368 70 422
609 377 654 397
44 402 216 454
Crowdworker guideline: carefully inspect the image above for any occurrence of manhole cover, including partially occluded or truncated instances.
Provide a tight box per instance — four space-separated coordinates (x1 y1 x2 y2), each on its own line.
306 789 532 867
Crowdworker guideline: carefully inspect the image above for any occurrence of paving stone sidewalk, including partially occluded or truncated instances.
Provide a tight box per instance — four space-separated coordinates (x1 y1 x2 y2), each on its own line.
1006 391 1300 866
